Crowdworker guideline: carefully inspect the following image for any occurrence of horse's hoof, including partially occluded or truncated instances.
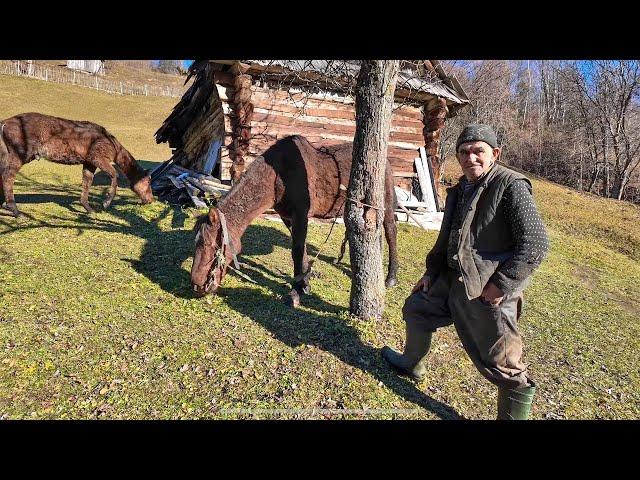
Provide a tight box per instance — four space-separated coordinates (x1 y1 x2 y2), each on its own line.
282 289 301 308
82 204 96 214
385 278 398 289
2 202 21 218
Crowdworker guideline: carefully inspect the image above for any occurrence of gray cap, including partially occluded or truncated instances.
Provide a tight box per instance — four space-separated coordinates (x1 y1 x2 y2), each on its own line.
456 124 498 151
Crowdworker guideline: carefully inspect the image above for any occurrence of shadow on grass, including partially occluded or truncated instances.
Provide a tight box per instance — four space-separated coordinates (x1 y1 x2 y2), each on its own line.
242 222 353 278
1 183 461 418
220 275 461 419
2 174 197 298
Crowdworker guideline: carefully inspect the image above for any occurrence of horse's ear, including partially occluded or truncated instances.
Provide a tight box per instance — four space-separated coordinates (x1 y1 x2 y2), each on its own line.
208 208 219 224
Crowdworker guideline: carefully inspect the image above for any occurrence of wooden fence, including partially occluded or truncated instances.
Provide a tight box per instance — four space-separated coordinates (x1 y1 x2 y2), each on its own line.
0 61 186 98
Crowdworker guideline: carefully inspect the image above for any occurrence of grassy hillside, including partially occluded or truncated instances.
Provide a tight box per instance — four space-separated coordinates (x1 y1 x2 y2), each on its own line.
27 60 188 92
1 75 638 419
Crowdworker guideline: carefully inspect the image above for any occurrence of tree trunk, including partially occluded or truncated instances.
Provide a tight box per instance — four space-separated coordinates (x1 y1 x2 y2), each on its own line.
611 170 630 200
345 60 399 321
588 164 601 193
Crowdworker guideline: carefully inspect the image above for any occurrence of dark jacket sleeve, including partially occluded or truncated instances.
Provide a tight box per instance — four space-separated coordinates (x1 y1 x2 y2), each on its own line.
425 186 458 281
490 179 549 295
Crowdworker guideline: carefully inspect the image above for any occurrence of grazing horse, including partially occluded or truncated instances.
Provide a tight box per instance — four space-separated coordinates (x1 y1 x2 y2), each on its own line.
190 135 399 307
0 112 153 216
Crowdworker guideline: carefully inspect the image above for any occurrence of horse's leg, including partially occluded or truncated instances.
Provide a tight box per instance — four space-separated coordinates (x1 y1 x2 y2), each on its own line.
383 205 399 288
291 215 310 282
281 217 293 234
283 214 310 308
333 233 348 265
99 162 119 210
1 167 21 217
80 163 97 213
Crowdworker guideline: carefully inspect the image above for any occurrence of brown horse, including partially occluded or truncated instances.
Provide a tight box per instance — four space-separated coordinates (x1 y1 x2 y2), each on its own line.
0 112 153 216
190 135 399 307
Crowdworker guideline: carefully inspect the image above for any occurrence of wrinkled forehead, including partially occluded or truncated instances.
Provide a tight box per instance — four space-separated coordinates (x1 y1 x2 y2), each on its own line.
457 141 494 154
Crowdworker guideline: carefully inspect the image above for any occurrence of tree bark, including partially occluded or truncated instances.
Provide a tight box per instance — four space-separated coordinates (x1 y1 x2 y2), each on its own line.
345 60 399 321
611 170 630 200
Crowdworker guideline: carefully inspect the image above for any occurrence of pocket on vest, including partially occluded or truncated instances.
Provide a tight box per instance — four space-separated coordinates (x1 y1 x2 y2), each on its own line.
472 251 502 289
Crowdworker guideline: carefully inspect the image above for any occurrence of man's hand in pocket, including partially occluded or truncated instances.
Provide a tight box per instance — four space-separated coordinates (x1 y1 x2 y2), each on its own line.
481 281 504 305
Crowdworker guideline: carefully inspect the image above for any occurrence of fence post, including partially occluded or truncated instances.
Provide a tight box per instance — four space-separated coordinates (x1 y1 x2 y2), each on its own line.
1 62 185 99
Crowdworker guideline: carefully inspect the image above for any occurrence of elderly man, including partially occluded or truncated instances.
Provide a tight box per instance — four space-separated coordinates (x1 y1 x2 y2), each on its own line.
382 124 549 420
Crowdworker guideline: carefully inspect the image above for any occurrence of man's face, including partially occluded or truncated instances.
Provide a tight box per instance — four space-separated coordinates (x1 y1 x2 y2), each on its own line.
456 141 500 182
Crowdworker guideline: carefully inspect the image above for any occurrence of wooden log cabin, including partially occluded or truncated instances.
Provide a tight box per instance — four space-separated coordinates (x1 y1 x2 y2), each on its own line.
154 60 469 207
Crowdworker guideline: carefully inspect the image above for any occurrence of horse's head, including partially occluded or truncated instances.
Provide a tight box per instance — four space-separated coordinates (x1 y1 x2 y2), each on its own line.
131 170 154 204
191 207 233 297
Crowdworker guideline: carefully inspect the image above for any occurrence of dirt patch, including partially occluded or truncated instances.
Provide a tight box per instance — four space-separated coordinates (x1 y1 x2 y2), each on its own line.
569 261 639 315
606 292 640 316
570 262 600 290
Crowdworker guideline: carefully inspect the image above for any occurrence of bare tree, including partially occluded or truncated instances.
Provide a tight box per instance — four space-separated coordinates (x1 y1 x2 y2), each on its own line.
438 59 640 204
345 60 399 321
157 60 181 74
559 61 640 199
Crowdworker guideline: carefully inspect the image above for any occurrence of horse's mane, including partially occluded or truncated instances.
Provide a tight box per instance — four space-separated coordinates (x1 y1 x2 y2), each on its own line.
193 212 210 230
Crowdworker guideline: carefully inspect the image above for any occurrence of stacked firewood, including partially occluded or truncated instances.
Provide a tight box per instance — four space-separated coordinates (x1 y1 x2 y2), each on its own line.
150 162 230 209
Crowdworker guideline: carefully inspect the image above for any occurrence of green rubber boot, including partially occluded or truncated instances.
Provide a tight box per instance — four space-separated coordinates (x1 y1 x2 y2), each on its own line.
497 384 536 420
381 324 432 381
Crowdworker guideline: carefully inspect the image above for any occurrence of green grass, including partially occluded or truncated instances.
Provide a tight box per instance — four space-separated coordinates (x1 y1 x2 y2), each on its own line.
1 75 639 419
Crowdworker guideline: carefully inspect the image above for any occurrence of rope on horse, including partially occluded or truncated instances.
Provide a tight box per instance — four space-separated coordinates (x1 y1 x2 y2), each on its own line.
347 197 383 211
295 184 349 283
217 209 240 270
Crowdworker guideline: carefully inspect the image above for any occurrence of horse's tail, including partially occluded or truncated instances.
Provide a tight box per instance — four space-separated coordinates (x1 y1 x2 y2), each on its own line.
392 182 398 211
0 123 9 167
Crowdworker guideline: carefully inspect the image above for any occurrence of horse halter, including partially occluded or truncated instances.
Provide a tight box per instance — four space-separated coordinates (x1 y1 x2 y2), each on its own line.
197 208 240 292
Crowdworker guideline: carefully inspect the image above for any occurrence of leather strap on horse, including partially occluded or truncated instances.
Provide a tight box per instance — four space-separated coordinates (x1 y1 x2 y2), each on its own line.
217 209 239 270
215 208 257 284
293 184 349 284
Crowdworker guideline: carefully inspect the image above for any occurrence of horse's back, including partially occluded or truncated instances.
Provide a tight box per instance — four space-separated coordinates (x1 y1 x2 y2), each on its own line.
1 112 114 165
263 135 396 219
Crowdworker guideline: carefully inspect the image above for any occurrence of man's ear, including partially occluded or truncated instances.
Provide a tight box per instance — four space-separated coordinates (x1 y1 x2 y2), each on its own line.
493 146 501 160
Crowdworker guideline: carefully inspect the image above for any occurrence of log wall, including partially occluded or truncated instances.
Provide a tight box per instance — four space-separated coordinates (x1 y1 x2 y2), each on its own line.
215 80 425 190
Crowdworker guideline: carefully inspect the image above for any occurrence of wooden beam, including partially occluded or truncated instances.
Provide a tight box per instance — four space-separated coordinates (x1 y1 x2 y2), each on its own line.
229 61 251 76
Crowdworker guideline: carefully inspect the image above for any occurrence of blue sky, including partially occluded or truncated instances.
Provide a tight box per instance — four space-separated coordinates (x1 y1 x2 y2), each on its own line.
152 60 194 68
